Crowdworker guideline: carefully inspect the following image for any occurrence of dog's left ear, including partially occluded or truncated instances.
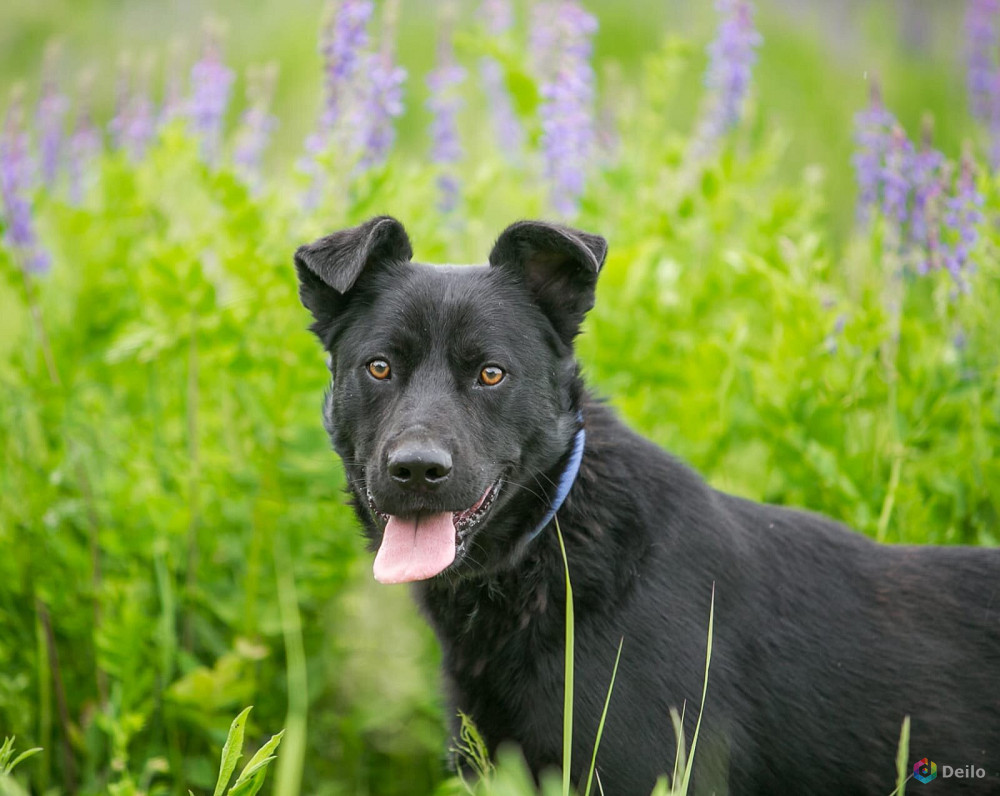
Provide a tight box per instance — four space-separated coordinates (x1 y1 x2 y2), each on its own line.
294 216 413 342
488 220 608 345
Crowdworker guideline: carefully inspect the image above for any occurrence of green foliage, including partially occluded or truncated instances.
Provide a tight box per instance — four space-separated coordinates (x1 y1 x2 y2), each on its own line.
2 9 998 796
0 736 42 796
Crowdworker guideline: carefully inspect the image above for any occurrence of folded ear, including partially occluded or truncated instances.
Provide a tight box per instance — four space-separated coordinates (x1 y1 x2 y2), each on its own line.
294 216 412 341
488 220 608 345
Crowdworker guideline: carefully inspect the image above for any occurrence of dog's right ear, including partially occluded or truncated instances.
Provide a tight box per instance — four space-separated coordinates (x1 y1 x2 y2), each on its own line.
294 216 412 341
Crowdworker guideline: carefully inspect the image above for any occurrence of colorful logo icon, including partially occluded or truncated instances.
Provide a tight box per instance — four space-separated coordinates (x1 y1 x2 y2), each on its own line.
913 758 938 784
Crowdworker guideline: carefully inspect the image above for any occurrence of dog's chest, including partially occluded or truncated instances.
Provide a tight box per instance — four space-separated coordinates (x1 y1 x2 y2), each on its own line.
427 580 568 754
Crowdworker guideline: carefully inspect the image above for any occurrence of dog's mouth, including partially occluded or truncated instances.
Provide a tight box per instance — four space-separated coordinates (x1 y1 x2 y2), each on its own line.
365 480 501 584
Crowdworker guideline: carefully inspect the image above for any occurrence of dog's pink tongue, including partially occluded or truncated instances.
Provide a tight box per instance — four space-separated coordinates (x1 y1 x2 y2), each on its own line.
373 513 457 584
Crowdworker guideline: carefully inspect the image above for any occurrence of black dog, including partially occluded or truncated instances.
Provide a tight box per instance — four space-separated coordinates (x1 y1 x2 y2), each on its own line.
295 216 1000 795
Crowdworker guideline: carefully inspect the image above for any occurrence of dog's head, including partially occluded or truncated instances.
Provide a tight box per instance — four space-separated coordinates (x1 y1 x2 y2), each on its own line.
295 216 607 583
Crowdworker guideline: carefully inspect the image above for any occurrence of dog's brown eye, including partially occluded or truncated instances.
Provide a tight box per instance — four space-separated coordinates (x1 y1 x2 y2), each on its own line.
367 359 391 380
479 366 505 386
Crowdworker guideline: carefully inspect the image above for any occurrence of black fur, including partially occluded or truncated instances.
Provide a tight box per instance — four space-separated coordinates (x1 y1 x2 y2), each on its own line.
295 217 1000 795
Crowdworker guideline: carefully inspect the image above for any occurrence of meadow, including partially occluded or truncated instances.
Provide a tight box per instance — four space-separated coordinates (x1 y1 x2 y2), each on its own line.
0 1 997 794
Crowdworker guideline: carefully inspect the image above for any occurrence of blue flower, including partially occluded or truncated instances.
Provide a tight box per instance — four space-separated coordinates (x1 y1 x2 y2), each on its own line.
851 82 896 225
692 0 762 157
319 0 373 132
109 54 157 161
966 0 1000 122
188 29 235 165
478 0 523 161
357 49 406 169
943 152 984 292
426 32 466 212
35 45 69 189
67 79 103 206
530 1 598 216
1 92 50 274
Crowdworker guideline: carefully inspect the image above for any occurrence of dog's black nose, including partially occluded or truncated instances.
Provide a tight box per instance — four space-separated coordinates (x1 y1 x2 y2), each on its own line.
388 446 453 488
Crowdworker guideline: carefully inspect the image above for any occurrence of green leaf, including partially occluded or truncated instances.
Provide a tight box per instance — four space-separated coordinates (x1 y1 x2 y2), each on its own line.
214 706 252 796
226 768 267 796
6 749 41 773
233 730 283 787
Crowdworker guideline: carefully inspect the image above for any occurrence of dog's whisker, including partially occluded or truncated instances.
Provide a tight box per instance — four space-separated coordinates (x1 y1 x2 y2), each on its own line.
499 478 547 503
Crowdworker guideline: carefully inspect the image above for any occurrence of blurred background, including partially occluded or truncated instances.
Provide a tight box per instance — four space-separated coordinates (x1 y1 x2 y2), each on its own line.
0 1 996 794
0 0 969 235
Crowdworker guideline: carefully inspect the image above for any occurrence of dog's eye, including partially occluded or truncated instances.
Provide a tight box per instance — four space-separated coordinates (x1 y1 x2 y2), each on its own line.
367 359 391 380
479 366 505 386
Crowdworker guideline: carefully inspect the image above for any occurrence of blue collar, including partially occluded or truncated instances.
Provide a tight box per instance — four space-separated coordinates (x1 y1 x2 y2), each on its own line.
526 412 586 541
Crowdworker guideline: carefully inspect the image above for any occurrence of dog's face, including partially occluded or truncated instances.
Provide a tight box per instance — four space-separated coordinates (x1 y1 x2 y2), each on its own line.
295 217 607 583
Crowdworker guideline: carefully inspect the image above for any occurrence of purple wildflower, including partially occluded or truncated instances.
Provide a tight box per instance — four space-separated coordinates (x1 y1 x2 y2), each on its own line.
908 119 947 272
66 77 103 205
107 54 155 160
965 0 999 121
479 59 523 158
478 0 523 160
233 64 278 193
851 82 896 224
319 0 373 131
1 92 50 274
35 45 69 189
355 0 406 170
426 27 466 212
942 151 984 291
357 51 406 167
880 127 913 231
530 1 599 216
300 0 380 205
692 0 762 156
127 58 157 160
188 28 235 165
481 0 514 35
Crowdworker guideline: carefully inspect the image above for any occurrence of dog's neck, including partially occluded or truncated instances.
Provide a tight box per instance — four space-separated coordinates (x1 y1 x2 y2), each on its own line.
524 411 587 542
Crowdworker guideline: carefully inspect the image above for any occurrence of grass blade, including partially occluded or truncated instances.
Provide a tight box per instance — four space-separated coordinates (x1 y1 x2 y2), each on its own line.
583 636 624 796
273 536 308 796
678 583 715 796
555 519 574 796
214 706 252 796
889 716 911 796
669 704 687 789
